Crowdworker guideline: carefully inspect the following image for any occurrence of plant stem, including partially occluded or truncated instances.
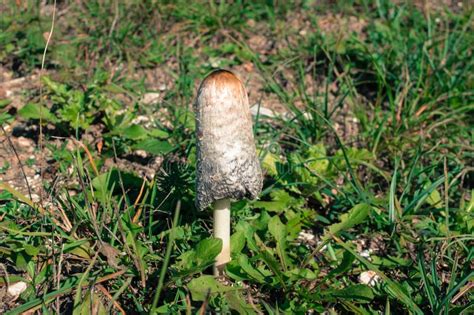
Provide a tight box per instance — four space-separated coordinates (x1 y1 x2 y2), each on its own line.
151 200 181 312
213 198 231 276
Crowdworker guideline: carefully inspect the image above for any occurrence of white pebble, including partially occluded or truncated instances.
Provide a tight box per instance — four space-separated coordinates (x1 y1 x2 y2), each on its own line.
359 249 371 258
141 93 160 105
298 231 315 242
250 105 276 118
7 281 28 299
134 150 148 158
359 270 380 287
158 84 167 91
30 194 40 202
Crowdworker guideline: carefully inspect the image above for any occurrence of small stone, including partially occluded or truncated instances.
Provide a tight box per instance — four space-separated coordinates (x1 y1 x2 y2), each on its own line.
7 281 28 300
134 150 148 158
16 136 34 148
359 270 380 287
242 62 254 73
250 105 276 118
359 249 371 259
132 115 150 125
141 92 160 105
298 231 315 242
67 190 77 197
30 194 40 202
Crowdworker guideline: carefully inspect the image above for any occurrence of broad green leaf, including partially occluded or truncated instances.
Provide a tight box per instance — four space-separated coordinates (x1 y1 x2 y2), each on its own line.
154 304 171 313
327 203 371 236
268 216 286 243
42 76 68 96
306 143 329 174
321 284 374 303
268 215 291 270
174 250 196 272
76 291 91 315
196 238 222 264
34 263 51 285
74 291 107 315
187 275 233 301
425 182 443 209
327 250 355 278
0 99 11 108
63 240 91 259
289 143 329 187
149 128 169 139
286 213 304 240
18 103 57 122
225 290 258 314
235 221 258 252
177 109 195 130
122 124 148 140
260 150 280 177
254 234 287 289
133 139 173 155
253 190 298 213
92 169 142 198
286 268 317 281
237 254 266 283
174 238 222 276
253 210 271 231
231 230 246 256
58 92 92 130
226 260 249 281
14 252 30 270
23 244 40 257
0 111 12 124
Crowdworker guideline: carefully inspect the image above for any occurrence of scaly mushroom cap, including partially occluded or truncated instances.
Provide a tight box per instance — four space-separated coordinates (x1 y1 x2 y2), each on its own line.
195 70 263 210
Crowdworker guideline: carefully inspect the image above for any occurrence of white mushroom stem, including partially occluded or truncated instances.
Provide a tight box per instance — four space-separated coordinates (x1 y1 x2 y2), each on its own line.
213 198 231 276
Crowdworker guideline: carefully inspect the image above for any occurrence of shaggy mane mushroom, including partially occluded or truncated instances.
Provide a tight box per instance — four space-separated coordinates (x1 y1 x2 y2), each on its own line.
194 69 263 275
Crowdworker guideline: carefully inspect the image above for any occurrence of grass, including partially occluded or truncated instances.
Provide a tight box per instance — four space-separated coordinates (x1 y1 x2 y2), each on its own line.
0 0 473 313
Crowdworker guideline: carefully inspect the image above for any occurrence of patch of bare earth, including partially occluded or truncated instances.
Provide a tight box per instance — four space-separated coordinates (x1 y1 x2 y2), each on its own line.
0 68 44 200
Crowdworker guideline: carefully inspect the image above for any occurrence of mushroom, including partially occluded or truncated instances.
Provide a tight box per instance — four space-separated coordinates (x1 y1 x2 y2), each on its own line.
194 69 263 276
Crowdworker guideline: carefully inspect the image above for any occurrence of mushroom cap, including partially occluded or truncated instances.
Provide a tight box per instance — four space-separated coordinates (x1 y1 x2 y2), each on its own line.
194 70 263 210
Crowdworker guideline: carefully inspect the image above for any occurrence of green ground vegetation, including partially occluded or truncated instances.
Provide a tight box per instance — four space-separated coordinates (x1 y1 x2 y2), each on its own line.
0 0 473 314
